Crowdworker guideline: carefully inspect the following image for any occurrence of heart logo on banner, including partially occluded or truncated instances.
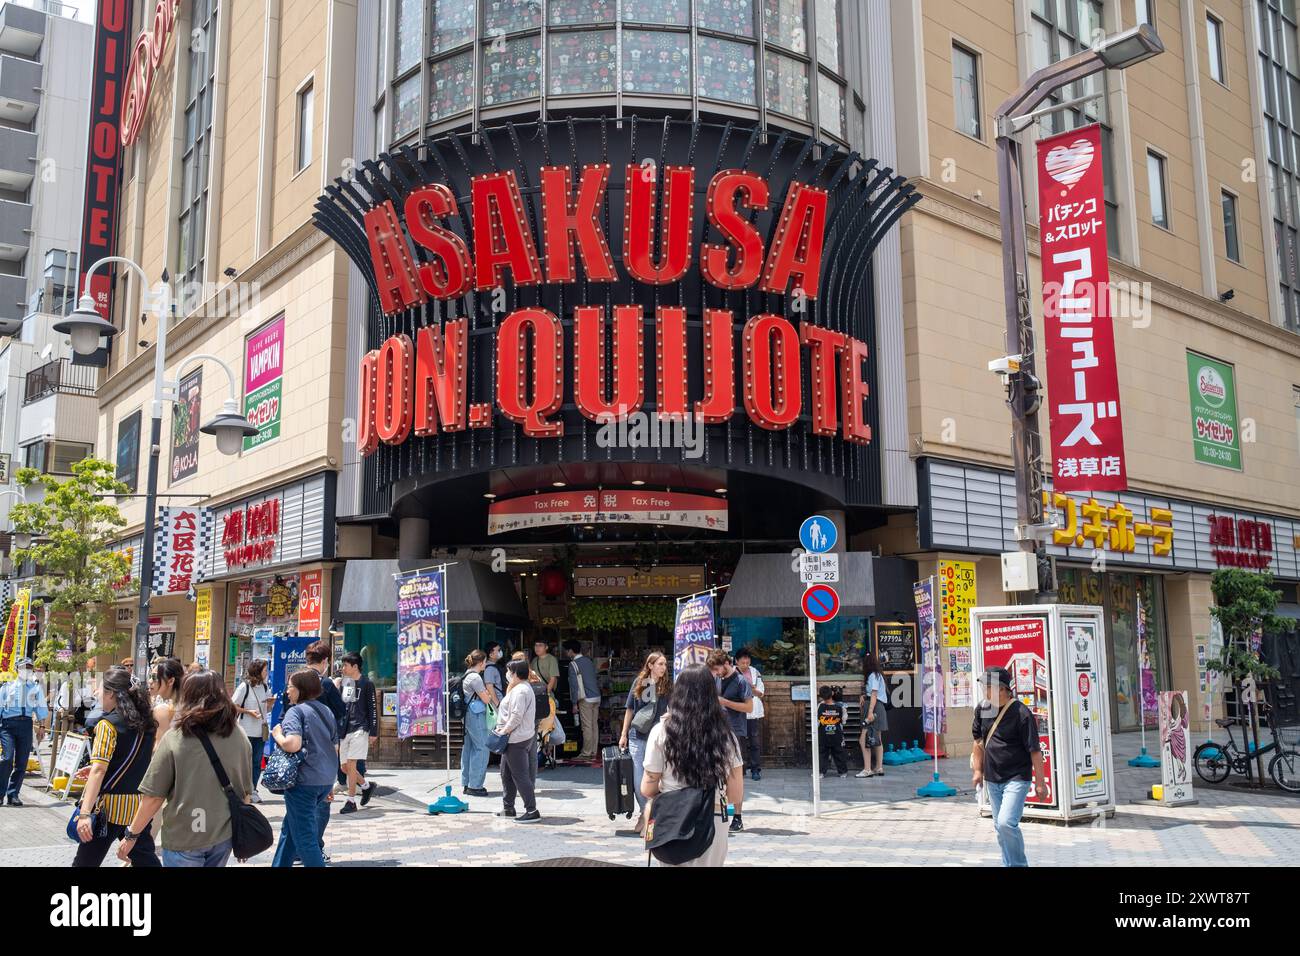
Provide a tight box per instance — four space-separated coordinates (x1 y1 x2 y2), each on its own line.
1045 139 1094 187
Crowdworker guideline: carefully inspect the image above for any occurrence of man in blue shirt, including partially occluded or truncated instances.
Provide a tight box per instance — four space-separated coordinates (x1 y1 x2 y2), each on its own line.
0 658 49 806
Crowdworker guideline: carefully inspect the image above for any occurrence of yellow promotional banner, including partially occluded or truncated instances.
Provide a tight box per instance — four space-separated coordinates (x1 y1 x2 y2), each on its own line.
0 588 33 681
938 561 976 648
194 588 213 668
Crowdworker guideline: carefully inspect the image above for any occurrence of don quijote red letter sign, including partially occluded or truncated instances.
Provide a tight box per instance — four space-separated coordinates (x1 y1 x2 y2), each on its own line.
356 164 873 453
1037 124 1128 493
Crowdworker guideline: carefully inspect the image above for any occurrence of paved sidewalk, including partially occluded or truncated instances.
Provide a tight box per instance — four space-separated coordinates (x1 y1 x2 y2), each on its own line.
2 732 1294 866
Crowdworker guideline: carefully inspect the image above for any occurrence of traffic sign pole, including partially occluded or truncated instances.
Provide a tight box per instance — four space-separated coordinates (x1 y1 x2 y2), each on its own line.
809 615 820 817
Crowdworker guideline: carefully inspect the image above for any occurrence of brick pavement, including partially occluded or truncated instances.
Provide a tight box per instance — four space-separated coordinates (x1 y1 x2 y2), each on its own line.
2 732 1294 866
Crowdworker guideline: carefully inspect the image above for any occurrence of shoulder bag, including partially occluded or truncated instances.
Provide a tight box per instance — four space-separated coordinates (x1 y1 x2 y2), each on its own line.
630 683 659 737
644 786 717 865
262 701 325 793
969 701 1013 771
195 730 274 861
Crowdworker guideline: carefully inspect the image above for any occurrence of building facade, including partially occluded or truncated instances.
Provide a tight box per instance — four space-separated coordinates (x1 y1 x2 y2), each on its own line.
92 0 357 676
0 1 95 554
884 0 1300 746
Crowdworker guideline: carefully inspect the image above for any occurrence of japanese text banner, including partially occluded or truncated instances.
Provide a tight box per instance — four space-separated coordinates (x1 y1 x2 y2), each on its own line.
1037 123 1127 492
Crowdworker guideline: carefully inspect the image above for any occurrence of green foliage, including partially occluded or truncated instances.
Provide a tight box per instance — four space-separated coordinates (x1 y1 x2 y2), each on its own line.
10 459 131 673
1207 569 1288 685
570 599 676 633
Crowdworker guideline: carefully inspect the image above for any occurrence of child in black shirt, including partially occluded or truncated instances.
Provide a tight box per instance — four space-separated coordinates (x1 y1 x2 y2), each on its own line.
817 686 848 776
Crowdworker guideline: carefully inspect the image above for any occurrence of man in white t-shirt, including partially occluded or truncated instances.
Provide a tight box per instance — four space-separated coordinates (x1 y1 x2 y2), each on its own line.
734 647 765 781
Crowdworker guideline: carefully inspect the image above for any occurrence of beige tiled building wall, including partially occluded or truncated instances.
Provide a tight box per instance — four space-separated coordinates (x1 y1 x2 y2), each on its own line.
898 0 1300 514
97 0 357 526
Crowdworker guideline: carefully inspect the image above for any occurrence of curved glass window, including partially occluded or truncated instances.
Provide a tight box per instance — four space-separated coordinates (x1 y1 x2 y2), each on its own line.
395 0 423 74
482 0 542 36
548 30 617 95
431 0 474 53
814 0 840 73
623 0 688 24
818 73 845 138
482 32 541 106
548 0 614 26
622 30 691 96
763 0 806 53
765 52 808 119
393 74 421 137
697 35 756 103
429 50 474 120
697 0 755 37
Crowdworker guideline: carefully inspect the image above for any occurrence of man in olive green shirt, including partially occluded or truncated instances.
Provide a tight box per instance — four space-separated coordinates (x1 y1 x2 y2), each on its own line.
533 640 560 693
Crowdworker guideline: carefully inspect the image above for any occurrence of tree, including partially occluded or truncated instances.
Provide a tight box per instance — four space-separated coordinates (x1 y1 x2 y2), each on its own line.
10 459 132 673
1207 569 1289 786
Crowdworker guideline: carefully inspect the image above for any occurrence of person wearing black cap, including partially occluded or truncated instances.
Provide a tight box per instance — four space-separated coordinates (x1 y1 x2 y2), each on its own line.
971 666 1047 867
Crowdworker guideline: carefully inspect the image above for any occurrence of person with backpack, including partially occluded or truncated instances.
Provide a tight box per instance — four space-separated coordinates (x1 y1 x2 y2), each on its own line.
493 660 541 823
268 669 339 867
232 659 274 800
460 650 493 797
641 664 744 867
511 651 555 781
857 653 889 778
337 652 378 815
706 649 752 833
618 651 670 832
120 671 255 866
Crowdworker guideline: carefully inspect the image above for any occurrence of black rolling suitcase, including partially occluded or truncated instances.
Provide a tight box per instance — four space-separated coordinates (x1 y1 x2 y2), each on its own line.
603 745 635 819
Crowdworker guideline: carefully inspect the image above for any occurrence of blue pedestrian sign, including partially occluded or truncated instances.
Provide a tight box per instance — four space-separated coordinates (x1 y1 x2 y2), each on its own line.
799 515 837 554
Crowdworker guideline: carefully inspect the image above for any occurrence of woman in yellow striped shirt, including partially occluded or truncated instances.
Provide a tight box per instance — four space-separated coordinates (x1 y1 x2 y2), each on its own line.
72 666 160 867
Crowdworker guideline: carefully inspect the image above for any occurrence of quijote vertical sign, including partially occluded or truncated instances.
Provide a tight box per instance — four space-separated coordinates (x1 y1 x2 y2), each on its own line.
1037 124 1127 493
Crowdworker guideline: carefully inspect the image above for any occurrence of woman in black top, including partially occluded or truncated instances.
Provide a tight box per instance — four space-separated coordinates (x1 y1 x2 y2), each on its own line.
72 667 160 867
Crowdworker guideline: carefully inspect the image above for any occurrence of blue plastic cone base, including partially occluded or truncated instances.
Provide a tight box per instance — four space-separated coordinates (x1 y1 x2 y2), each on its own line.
1127 747 1160 768
916 772 957 798
428 784 468 815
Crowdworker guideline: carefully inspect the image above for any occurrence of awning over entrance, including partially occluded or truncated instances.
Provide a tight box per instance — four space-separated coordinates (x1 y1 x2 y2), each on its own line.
719 553 875 618
335 560 529 626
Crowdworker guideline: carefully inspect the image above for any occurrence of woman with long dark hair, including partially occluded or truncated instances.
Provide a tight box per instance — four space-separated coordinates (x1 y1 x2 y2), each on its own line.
641 664 744 867
149 657 185 731
120 670 254 866
856 653 889 778
233 659 273 800
618 650 670 830
72 666 160 867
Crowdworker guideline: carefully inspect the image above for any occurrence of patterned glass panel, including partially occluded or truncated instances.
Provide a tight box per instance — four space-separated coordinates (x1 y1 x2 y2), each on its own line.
429 50 474 120
764 52 809 119
481 33 542 106
431 0 474 53
696 35 756 103
696 0 755 37
548 30 617 95
621 30 691 96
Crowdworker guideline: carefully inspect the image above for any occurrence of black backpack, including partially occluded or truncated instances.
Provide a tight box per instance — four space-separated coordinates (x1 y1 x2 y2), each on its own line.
531 681 551 728
448 671 471 721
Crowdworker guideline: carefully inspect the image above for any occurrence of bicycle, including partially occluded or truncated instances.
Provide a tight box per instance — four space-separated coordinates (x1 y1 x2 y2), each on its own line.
1193 711 1300 793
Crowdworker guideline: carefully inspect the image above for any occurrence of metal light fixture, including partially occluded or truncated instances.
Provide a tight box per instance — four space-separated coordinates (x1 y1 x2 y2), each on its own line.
1096 24 1164 70
200 397 259 456
53 294 118 357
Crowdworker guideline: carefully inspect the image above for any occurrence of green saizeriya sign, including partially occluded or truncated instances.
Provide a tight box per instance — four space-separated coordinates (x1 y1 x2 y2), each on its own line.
1185 351 1241 470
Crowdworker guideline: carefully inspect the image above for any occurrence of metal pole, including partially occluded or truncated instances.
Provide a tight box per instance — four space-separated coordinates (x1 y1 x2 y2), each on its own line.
808 617 820 817
995 131 1053 599
133 281 172 676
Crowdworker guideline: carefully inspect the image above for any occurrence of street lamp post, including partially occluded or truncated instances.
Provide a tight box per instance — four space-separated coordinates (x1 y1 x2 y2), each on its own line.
55 257 256 675
993 25 1163 598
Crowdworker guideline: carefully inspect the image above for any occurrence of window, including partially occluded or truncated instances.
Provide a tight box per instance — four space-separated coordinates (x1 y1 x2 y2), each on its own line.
177 0 218 292
115 410 142 493
1147 150 1169 228
1222 190 1242 261
1031 0 1118 255
1207 13 1226 84
1136 0 1155 26
952 42 981 138
23 441 93 475
1260 0 1300 330
295 81 314 173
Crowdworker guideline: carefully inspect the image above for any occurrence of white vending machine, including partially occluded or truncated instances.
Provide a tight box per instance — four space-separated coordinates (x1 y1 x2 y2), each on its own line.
969 604 1115 823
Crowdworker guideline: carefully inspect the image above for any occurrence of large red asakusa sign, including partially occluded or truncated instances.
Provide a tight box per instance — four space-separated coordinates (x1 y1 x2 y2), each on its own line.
357 164 872 453
1037 124 1127 493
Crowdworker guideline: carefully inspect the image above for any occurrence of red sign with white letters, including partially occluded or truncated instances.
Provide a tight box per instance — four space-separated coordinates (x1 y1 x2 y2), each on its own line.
1037 124 1127 492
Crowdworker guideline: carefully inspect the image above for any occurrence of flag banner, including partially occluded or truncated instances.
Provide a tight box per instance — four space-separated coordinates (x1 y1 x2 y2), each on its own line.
1037 123 1127 492
152 507 214 597
396 569 447 738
